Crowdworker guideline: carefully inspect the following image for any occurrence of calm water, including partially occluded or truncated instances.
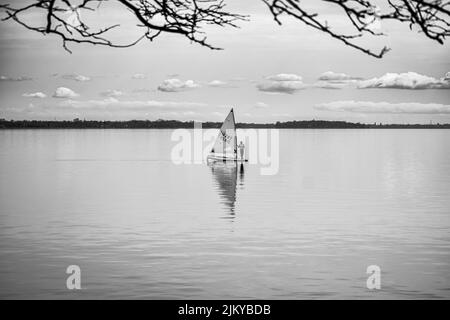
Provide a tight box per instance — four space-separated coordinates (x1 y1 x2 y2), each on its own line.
0 129 449 299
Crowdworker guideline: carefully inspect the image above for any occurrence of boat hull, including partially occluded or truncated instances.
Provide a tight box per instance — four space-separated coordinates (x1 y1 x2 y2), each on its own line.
207 154 248 162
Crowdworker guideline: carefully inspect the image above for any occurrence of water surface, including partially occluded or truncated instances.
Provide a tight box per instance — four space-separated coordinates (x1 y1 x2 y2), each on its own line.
0 129 449 299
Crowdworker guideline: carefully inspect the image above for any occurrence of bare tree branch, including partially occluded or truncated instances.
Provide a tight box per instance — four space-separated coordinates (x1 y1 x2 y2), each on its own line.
262 0 450 58
0 0 449 58
0 0 247 53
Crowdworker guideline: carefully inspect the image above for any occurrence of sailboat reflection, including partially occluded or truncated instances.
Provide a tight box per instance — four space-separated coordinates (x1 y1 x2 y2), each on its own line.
207 108 246 217
209 162 245 217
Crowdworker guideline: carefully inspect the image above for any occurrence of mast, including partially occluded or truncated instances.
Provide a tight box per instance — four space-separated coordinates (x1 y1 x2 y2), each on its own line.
231 108 237 160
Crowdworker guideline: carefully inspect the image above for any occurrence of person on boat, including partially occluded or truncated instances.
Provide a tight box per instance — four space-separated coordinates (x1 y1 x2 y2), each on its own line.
238 141 245 160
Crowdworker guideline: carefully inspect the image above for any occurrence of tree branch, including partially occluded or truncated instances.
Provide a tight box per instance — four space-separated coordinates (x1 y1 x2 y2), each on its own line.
0 0 448 58
262 0 450 58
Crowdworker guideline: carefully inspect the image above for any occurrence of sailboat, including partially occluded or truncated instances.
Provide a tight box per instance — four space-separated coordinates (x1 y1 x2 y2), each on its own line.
207 108 248 162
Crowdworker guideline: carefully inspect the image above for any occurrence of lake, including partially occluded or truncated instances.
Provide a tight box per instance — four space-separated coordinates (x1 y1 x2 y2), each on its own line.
0 129 449 299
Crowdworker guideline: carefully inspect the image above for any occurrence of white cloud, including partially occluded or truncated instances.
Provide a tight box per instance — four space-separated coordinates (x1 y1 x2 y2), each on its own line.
358 72 450 89
62 74 91 82
53 87 79 98
314 71 362 89
208 80 228 87
75 75 90 82
132 73 147 79
8 98 208 120
23 92 46 98
257 73 305 94
1 75 32 81
254 102 269 108
101 89 124 97
59 98 206 110
318 71 361 81
207 80 237 88
266 74 302 81
314 82 348 89
257 81 305 94
315 101 450 114
157 79 200 92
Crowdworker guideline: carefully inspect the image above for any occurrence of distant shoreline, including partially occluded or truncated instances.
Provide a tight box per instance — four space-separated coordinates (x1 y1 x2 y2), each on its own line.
1 119 449 129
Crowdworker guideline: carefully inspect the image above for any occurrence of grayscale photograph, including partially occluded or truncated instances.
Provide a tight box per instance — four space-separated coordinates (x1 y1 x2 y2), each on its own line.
0 0 449 303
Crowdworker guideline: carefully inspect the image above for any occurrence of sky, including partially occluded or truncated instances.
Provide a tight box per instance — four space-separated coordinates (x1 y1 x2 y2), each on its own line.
0 0 449 124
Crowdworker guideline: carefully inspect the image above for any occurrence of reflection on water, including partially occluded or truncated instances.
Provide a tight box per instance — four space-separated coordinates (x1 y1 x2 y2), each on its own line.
209 161 245 217
239 163 245 188
0 129 449 299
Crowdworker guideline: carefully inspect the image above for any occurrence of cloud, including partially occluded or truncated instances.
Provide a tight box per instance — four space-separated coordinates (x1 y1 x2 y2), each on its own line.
257 81 305 94
266 74 302 81
314 71 362 89
9 98 208 120
62 74 91 82
59 98 206 110
254 102 269 108
315 71 450 90
257 73 305 94
101 89 124 98
132 73 147 79
53 87 79 98
314 82 348 89
1 75 32 81
157 79 200 92
315 101 450 114
358 72 450 89
208 80 228 87
207 80 237 88
318 71 361 81
23 92 47 98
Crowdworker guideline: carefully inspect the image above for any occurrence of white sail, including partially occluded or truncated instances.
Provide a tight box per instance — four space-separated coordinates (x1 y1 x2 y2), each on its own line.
211 108 237 158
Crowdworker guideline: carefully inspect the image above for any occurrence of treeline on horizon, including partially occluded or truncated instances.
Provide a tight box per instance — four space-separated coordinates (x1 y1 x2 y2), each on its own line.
0 118 449 129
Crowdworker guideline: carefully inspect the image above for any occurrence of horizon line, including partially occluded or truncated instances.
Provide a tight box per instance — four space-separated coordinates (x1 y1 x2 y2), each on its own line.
1 118 449 127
